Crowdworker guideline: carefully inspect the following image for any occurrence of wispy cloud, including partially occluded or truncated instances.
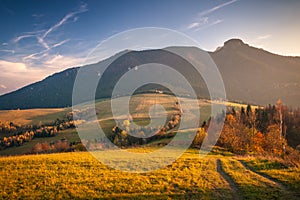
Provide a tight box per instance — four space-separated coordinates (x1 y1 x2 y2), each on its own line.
44 54 84 69
23 50 48 61
0 54 84 94
51 39 70 48
0 84 7 89
37 4 87 51
187 17 209 30
32 14 44 18
0 60 28 74
186 0 237 31
13 3 87 52
251 34 272 49
14 34 35 43
0 49 15 54
22 39 70 61
0 60 45 94
37 37 50 50
42 4 87 40
195 19 224 31
257 34 272 40
187 22 200 30
187 18 224 31
13 30 45 43
198 0 238 17
0 3 90 94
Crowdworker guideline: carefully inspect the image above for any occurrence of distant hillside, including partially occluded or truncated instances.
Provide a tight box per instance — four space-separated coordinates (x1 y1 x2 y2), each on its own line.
0 68 79 109
210 39 300 107
0 39 299 109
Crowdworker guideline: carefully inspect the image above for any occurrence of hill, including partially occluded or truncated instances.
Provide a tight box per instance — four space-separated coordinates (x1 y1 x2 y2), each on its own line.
0 149 299 199
210 39 300 107
0 94 256 156
0 39 299 109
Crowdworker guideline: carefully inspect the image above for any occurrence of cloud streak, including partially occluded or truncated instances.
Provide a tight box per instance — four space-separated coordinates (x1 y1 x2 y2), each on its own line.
187 17 208 30
51 39 70 48
13 30 45 43
14 34 35 43
195 19 224 31
0 54 84 94
186 0 237 31
0 60 45 94
0 49 15 54
22 39 70 61
257 34 272 40
13 3 87 52
0 84 7 89
42 4 88 40
198 0 238 16
0 4 89 94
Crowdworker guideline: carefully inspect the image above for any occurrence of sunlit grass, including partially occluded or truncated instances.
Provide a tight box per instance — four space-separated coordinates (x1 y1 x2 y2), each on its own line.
0 149 299 199
0 108 66 125
220 158 295 199
242 157 300 191
0 151 233 199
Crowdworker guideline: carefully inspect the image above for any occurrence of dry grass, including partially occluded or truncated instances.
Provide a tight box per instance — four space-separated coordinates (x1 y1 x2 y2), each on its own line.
0 108 65 125
219 158 297 199
241 157 300 191
0 150 233 199
0 150 299 199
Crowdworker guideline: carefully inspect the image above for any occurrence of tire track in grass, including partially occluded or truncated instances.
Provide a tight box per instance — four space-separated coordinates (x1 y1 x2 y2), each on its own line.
216 159 241 200
238 160 300 198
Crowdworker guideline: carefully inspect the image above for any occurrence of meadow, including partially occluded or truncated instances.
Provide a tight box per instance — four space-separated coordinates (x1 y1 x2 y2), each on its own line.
0 148 299 199
0 94 299 199
0 94 213 155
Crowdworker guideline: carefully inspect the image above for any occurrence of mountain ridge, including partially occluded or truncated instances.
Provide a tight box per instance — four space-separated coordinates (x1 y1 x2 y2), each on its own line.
0 38 299 109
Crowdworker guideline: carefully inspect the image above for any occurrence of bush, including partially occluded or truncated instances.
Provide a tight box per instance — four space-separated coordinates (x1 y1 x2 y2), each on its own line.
53 140 69 152
72 143 87 152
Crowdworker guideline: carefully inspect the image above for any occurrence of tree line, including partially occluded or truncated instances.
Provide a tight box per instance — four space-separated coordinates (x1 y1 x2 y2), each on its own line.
197 100 300 166
0 116 82 150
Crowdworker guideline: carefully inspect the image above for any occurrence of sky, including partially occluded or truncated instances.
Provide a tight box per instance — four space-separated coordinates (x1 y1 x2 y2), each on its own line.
0 0 300 95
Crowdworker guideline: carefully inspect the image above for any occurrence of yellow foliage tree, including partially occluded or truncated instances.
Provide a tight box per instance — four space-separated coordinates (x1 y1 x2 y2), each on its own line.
264 124 287 156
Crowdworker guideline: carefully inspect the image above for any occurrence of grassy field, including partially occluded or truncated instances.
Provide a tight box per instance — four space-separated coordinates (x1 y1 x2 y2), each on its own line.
0 129 80 156
0 108 66 125
0 149 299 199
0 94 299 199
0 93 213 125
240 157 300 191
0 94 214 156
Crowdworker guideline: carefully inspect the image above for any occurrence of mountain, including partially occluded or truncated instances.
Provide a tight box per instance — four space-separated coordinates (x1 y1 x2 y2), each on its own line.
0 39 299 109
210 39 300 107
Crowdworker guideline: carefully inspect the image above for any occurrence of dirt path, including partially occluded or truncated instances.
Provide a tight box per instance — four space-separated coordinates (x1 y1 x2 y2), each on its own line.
216 159 241 200
238 160 299 198
238 160 286 189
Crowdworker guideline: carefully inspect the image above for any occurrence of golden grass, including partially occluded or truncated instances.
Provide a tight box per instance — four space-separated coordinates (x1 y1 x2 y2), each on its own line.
241 157 300 191
220 158 297 199
0 108 65 125
0 151 233 199
0 150 299 199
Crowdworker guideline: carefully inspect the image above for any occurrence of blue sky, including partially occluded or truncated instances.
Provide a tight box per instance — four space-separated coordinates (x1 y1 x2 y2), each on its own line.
0 0 300 94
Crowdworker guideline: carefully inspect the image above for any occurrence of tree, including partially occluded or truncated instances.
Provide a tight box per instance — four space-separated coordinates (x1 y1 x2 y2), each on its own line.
246 105 252 117
192 128 207 148
41 142 51 152
264 124 287 156
276 99 283 139
32 143 42 153
252 132 264 153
